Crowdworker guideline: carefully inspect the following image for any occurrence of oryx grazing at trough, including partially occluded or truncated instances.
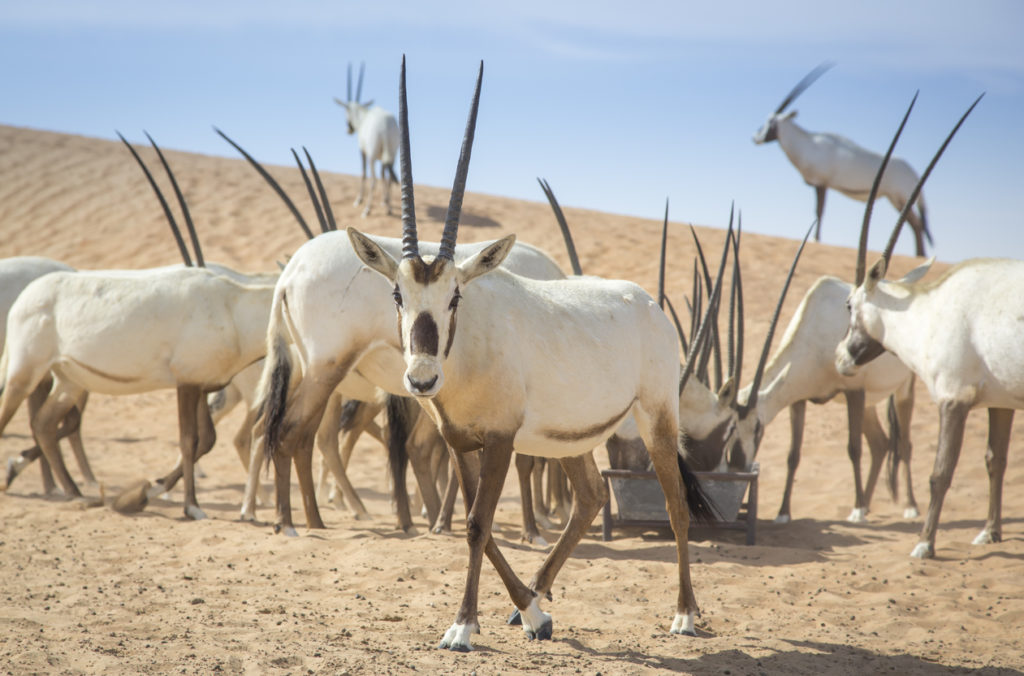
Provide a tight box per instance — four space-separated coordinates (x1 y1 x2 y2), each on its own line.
341 56 725 650
754 63 933 256
835 93 989 559
0 133 276 519
1 256 95 494
334 62 400 218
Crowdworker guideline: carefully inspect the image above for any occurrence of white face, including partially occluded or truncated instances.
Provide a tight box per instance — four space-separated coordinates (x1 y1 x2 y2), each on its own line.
835 282 886 377
391 257 462 397
752 115 778 144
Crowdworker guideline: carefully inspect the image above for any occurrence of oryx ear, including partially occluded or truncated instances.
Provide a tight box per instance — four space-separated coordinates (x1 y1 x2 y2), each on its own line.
348 227 399 280
717 376 737 408
457 235 516 285
333 97 349 110
897 256 934 285
362 99 374 108
276 259 287 271
865 258 887 291
781 110 798 121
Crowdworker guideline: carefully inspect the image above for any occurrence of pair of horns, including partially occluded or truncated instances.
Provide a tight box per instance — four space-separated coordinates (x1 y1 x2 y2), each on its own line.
214 127 337 240
774 62 834 115
119 131 205 268
400 55 483 262
855 92 984 284
348 62 365 104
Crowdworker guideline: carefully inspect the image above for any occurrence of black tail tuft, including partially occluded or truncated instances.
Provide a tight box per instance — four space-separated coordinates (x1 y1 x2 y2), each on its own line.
385 394 412 504
338 398 364 432
678 454 723 523
261 339 292 465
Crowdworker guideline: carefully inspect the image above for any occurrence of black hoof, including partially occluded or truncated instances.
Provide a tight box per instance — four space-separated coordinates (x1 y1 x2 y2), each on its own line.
506 608 522 625
526 619 553 641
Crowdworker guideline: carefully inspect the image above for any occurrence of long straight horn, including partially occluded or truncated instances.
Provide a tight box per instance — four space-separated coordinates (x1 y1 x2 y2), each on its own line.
118 131 192 267
879 93 984 269
664 294 688 356
438 60 484 261
855 92 918 285
745 222 814 411
728 212 743 386
775 62 834 115
681 223 733 395
689 216 726 389
213 126 314 241
356 62 365 103
658 199 669 309
144 132 204 268
303 147 337 232
537 178 582 276
398 55 419 259
347 62 352 103
291 149 329 235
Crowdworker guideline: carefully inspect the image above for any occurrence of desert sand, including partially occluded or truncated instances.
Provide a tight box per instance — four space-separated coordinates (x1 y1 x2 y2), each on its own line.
0 125 1021 675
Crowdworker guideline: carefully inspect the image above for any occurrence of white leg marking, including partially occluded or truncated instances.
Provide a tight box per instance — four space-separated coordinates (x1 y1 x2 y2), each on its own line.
903 506 920 520
520 597 553 641
910 541 934 559
773 514 791 525
972 528 996 545
438 622 475 652
185 504 207 521
847 507 868 523
671 612 696 636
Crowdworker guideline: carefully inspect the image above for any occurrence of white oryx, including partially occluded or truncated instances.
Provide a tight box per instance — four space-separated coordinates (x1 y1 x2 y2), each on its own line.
0 135 276 519
1 256 96 493
339 57 729 650
754 63 932 256
334 62 400 218
723 272 919 523
835 93 989 559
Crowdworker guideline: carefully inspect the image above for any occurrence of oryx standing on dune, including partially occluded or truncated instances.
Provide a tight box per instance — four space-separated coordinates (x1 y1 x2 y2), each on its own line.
836 93 990 559
754 63 933 256
334 62 400 218
343 56 723 651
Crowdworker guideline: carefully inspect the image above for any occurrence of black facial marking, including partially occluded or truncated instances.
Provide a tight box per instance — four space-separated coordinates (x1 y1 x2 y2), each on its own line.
410 312 439 356
846 318 887 367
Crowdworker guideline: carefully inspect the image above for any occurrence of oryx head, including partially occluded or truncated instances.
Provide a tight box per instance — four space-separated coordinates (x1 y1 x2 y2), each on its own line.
334 62 374 134
836 93 982 376
752 62 833 145
350 57 511 398
721 220 814 471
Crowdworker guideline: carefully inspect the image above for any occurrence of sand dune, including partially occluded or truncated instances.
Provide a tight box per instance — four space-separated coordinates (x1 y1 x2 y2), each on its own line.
0 125 1021 674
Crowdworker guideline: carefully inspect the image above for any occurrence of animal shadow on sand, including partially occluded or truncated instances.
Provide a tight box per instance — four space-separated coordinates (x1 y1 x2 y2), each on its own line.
555 637 1022 675
426 204 500 228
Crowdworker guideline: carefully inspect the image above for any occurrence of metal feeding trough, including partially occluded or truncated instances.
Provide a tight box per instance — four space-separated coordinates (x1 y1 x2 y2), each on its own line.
601 462 759 545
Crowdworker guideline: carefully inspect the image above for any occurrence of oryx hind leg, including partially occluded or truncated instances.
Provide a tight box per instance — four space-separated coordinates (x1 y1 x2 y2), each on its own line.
637 406 698 636
775 400 806 523
30 377 85 500
974 408 1013 546
316 393 370 518
913 400 970 558
893 381 919 518
354 152 367 207
861 400 889 515
176 386 206 520
432 462 459 534
515 454 548 546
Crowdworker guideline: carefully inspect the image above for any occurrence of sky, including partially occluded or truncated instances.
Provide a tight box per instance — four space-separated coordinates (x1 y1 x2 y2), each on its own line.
1 1 1021 263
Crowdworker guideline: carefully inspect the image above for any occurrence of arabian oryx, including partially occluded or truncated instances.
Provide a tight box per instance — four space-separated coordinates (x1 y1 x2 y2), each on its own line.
836 93 989 559
0 134 276 519
334 62 400 218
341 56 727 650
1 256 95 494
754 63 933 256
719 250 920 522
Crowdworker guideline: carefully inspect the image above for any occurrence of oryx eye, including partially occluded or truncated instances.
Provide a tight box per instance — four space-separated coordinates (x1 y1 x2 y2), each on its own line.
449 288 461 311
845 299 851 312
393 287 403 308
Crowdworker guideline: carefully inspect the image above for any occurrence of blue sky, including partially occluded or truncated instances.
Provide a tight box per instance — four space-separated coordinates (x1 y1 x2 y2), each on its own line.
1 1 1021 262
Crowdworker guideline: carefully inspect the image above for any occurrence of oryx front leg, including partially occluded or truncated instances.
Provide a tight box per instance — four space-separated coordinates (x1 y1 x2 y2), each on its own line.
813 185 826 242
844 390 869 522
439 440 518 652
775 400 806 524
29 380 85 500
912 400 969 558
973 408 1013 546
176 385 212 521
354 152 367 208
362 164 376 218
515 454 548 547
